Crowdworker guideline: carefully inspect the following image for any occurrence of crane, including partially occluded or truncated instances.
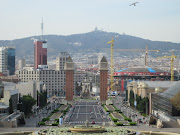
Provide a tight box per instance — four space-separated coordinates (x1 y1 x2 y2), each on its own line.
113 45 160 66
107 37 114 91
157 52 177 81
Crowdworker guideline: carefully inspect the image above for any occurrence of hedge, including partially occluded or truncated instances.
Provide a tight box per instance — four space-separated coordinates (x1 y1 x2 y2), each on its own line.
55 119 59 122
129 122 136 125
38 122 45 125
42 117 49 122
104 105 110 112
109 114 118 122
111 105 118 110
124 118 132 122
120 113 127 119
115 122 123 126
115 109 120 112
52 123 58 126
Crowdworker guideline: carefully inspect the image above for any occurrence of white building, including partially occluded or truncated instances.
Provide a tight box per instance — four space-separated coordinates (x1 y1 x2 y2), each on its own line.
0 47 8 74
56 52 69 71
16 80 44 100
18 59 26 70
0 46 15 75
16 69 66 97
0 81 18 113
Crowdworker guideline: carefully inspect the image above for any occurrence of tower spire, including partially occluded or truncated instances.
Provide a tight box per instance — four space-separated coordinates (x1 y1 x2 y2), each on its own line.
41 17 44 39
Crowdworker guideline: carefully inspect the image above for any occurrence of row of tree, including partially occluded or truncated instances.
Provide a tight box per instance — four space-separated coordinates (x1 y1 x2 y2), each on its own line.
129 90 149 115
9 90 47 115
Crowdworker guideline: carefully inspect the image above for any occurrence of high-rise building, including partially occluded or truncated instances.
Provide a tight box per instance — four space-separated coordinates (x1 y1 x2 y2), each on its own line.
7 47 15 75
18 59 26 69
34 40 47 69
0 47 15 75
56 52 69 71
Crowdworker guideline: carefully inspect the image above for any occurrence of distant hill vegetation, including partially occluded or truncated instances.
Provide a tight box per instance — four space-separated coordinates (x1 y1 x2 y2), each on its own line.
0 30 179 57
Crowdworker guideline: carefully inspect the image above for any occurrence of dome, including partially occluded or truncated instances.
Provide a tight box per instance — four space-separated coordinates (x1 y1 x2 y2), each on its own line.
141 82 148 88
155 87 163 93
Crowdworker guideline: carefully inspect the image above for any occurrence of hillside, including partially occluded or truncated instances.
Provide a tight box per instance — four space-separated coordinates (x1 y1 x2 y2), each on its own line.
0 30 179 57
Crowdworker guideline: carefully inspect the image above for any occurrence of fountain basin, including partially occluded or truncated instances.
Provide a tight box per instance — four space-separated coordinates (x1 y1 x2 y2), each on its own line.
69 125 105 133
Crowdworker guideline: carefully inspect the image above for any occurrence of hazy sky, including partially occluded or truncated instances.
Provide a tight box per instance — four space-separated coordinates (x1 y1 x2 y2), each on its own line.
0 0 180 42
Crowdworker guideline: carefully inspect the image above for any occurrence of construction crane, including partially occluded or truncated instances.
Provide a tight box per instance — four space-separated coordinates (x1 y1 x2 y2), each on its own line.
157 52 177 81
113 45 160 66
107 37 114 91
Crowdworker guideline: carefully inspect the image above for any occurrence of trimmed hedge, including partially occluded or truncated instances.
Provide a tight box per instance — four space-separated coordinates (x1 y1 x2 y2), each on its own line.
115 109 120 112
142 113 147 117
112 118 118 122
42 117 49 122
38 122 45 125
52 123 58 126
124 118 132 122
104 105 110 112
120 113 126 118
129 122 136 125
111 105 118 110
115 122 123 126
109 114 118 122
55 119 59 122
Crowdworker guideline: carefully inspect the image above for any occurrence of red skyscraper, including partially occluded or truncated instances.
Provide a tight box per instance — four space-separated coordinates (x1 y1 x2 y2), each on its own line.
34 40 47 69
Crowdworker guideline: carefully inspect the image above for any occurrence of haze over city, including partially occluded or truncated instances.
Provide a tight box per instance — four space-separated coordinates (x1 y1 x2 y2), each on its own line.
0 0 180 42
0 1 180 135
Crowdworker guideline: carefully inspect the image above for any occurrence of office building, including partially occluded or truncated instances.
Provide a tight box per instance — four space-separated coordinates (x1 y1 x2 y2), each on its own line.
56 52 69 71
0 47 15 75
34 40 47 69
17 69 66 97
18 59 26 69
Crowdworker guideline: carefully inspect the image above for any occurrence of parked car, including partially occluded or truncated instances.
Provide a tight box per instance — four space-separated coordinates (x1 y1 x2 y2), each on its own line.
92 121 95 124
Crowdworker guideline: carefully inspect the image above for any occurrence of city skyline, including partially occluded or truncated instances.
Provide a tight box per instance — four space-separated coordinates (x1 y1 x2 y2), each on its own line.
0 0 180 43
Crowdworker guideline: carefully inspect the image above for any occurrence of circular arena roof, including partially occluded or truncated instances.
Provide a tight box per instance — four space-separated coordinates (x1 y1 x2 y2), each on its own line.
114 67 170 76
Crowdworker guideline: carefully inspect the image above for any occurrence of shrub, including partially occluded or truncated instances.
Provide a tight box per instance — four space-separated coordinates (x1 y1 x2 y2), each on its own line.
52 123 58 126
42 117 49 122
112 105 118 110
104 106 110 112
112 118 118 122
120 113 127 119
115 109 120 112
39 122 45 125
124 118 132 122
129 122 136 125
142 113 147 117
55 119 59 122
115 122 123 126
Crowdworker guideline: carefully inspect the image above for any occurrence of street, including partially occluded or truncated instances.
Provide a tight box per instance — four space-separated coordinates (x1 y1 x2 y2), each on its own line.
65 100 109 125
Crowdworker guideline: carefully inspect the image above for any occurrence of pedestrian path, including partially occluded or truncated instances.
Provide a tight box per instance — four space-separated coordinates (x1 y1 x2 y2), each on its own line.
72 113 101 115
64 121 109 124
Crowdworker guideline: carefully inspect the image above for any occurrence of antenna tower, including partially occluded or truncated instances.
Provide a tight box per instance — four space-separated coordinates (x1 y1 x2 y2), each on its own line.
41 18 44 39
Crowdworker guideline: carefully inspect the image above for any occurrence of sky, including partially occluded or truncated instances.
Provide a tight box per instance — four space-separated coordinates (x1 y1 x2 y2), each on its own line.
0 0 180 43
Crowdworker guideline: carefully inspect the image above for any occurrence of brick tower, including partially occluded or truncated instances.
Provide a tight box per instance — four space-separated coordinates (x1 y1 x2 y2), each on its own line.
64 56 74 103
99 56 108 103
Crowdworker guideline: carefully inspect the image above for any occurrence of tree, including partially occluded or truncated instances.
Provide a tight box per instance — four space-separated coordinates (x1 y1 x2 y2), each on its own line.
171 91 180 111
20 95 36 115
37 90 47 108
9 98 13 114
129 90 134 107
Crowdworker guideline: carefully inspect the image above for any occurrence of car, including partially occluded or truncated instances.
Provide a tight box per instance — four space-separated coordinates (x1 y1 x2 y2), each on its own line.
92 121 95 124
90 116 93 119
90 112 94 114
89 110 92 112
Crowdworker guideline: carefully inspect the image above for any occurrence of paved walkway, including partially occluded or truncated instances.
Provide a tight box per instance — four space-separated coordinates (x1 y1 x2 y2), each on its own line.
1 126 180 134
106 105 115 112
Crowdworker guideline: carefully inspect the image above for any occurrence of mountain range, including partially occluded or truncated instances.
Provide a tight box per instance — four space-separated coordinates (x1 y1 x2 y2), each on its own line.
0 30 179 57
